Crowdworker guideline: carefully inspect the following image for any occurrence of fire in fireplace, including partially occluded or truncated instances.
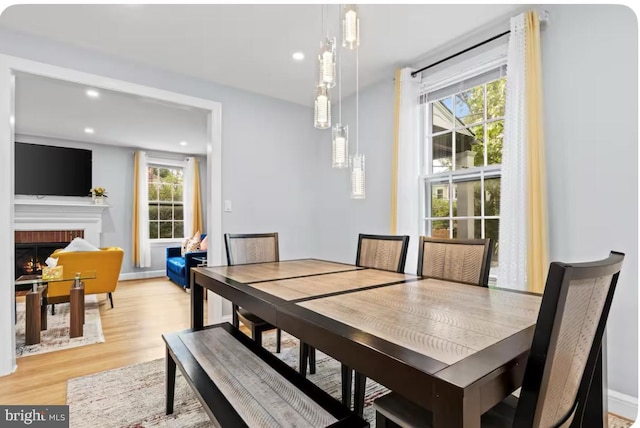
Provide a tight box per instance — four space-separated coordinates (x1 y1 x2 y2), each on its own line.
14 230 84 279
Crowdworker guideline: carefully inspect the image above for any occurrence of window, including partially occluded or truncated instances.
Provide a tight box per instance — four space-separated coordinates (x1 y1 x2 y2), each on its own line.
148 165 184 239
421 67 506 273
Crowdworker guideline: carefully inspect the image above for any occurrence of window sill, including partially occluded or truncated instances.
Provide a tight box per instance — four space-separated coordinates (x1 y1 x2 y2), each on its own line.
150 239 183 246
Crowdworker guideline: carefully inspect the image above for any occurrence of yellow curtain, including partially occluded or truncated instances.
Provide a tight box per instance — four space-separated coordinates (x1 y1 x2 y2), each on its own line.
191 159 203 236
525 10 549 293
132 151 141 265
390 69 402 234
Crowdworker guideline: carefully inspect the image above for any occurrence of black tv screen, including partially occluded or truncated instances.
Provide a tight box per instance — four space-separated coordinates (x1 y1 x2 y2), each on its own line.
15 143 92 197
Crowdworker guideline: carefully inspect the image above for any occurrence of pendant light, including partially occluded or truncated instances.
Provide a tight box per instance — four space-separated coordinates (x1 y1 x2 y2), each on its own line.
342 5 360 50
332 6 348 169
350 40 365 199
314 83 331 129
318 6 336 88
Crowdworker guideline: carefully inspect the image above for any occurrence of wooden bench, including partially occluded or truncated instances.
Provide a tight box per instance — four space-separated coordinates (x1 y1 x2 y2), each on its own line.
163 323 368 427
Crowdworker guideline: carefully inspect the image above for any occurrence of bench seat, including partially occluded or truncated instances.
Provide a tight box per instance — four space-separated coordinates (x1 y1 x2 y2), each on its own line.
163 323 368 427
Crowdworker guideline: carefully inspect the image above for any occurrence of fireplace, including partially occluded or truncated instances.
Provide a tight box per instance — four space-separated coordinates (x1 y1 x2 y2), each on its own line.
15 230 84 279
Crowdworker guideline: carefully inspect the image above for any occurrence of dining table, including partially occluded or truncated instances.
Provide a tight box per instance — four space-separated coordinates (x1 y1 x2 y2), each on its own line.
190 258 609 428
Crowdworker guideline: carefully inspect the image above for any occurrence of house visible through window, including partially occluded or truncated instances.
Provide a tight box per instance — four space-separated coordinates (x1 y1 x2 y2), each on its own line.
148 165 184 239
421 66 506 274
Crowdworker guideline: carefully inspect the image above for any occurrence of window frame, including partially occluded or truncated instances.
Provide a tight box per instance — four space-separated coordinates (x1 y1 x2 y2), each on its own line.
146 157 186 242
419 58 506 280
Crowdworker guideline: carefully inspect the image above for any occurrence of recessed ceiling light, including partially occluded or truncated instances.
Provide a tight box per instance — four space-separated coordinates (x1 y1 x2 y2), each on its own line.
292 52 305 61
84 127 95 134
9 115 15 126
179 141 188 146
86 89 100 99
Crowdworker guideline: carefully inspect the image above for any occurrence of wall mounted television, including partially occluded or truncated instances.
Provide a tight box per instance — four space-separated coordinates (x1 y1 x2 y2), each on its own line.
15 142 92 197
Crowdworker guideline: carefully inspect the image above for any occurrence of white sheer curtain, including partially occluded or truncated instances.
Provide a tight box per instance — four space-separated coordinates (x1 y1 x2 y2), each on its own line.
498 13 527 290
394 68 421 272
133 150 151 267
183 157 195 238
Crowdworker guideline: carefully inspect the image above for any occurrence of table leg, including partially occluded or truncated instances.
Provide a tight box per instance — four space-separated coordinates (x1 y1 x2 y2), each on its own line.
432 381 481 428
299 342 309 378
341 364 352 408
25 290 42 345
191 271 204 330
166 347 176 415
354 371 366 416
40 286 48 331
70 283 85 338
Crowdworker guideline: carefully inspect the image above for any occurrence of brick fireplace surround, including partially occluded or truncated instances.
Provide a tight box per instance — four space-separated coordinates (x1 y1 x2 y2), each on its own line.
15 230 84 244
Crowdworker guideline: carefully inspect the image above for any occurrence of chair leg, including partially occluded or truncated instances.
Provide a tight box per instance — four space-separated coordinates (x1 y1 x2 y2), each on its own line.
354 371 367 417
299 342 309 377
276 328 281 353
51 304 55 316
309 346 316 374
341 364 353 408
108 292 114 309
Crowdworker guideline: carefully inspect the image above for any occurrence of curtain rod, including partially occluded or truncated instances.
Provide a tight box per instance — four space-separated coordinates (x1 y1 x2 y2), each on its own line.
411 10 549 78
410 30 509 78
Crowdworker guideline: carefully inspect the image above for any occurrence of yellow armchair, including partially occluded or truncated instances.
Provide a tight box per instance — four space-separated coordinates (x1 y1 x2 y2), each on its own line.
48 247 124 309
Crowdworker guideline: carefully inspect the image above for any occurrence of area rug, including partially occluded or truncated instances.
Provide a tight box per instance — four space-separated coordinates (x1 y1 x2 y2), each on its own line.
16 294 105 358
66 331 634 428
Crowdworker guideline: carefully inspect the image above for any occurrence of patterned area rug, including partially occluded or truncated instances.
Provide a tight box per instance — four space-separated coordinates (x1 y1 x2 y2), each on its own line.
67 331 634 428
16 295 105 358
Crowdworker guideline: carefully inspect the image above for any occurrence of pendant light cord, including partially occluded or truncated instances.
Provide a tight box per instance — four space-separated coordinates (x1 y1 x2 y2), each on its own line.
337 5 342 123
356 40 359 153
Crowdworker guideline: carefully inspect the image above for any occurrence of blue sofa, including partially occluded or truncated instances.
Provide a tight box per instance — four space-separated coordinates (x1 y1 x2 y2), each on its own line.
166 235 207 289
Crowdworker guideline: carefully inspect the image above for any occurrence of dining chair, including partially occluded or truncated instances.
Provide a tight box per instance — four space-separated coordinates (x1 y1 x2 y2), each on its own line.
417 236 493 286
224 232 281 353
372 251 625 428
301 233 410 414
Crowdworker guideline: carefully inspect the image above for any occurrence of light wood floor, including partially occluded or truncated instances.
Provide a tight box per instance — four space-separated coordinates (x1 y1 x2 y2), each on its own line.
0 277 200 405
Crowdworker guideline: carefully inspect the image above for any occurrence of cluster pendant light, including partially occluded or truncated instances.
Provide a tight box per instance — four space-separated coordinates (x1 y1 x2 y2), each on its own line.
314 4 364 197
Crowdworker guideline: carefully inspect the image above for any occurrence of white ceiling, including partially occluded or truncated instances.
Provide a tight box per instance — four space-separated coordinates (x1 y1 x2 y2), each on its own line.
0 4 523 106
15 72 210 154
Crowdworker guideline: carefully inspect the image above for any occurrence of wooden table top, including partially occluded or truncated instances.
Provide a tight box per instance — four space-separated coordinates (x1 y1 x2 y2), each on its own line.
200 259 359 284
249 269 416 301
298 278 541 365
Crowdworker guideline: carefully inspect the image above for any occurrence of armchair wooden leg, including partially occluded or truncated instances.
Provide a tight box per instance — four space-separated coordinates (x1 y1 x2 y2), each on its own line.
51 304 55 316
276 328 281 353
108 292 114 309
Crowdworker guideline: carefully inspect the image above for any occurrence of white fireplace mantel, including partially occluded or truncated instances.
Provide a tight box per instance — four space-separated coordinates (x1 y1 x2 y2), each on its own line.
14 198 109 246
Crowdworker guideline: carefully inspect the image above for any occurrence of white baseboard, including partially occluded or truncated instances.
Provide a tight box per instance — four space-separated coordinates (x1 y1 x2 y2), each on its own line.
609 389 638 421
118 270 166 281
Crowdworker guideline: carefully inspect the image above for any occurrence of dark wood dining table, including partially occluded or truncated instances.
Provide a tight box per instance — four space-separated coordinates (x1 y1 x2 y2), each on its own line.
190 259 608 428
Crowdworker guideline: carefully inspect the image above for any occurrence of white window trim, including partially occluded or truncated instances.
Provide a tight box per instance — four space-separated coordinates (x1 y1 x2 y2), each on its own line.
147 160 186 240
419 55 507 282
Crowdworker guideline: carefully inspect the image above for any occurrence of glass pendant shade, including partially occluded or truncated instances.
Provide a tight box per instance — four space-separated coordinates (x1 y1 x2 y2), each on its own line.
342 5 360 50
350 153 365 199
318 37 337 88
332 124 349 168
314 85 331 129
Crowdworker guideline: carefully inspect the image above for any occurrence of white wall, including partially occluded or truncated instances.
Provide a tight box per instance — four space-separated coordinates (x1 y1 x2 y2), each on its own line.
0 28 319 263
541 4 638 409
313 78 396 265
